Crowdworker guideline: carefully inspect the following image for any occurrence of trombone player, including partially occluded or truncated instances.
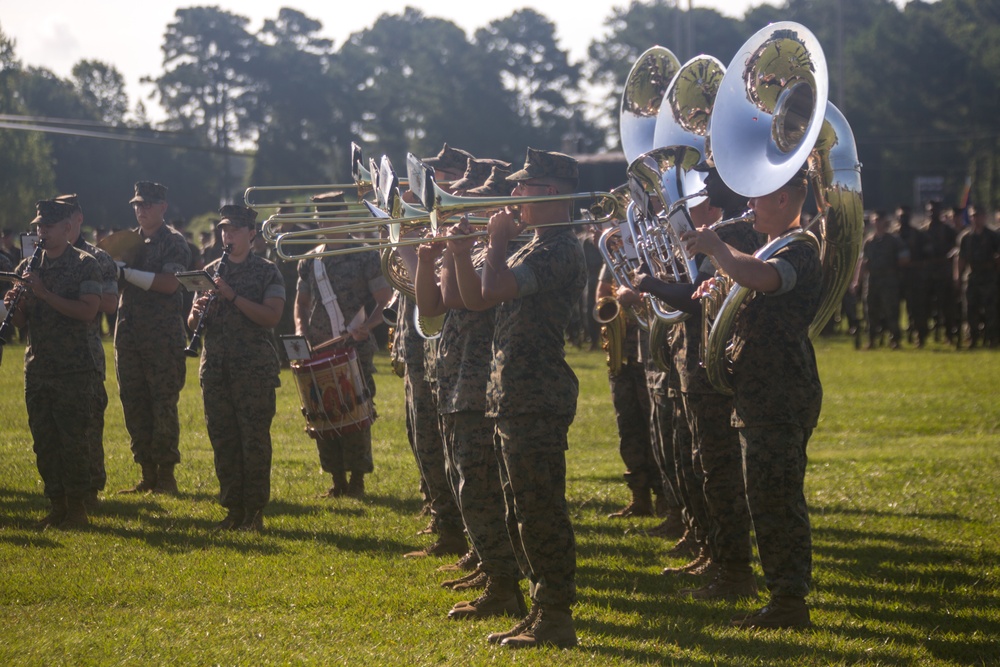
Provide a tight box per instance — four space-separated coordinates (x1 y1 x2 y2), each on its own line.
681 166 821 629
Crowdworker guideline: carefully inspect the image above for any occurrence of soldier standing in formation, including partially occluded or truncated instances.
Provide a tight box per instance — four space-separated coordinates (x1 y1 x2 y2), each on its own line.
295 195 393 498
860 211 906 349
684 167 822 629
458 148 586 648
116 182 192 495
4 199 102 528
958 205 1000 348
189 205 285 532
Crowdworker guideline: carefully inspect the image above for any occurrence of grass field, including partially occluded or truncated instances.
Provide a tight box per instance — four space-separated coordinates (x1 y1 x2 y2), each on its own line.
0 333 998 666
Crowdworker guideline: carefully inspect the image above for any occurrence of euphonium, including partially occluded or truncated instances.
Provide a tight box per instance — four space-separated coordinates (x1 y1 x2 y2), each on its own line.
594 296 626 376
700 22 863 395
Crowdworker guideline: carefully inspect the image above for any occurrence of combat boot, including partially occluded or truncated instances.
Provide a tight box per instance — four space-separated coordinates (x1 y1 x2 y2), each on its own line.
487 602 539 645
448 576 527 620
647 507 685 539
441 566 484 589
153 464 179 495
119 464 157 494
317 471 348 498
84 490 100 512
238 510 264 533
666 529 700 558
345 472 365 498
662 545 709 575
501 605 578 649
213 508 245 532
448 570 488 591
681 565 757 600
437 549 479 573
730 595 811 629
404 529 467 558
607 486 653 518
35 495 67 530
57 495 89 530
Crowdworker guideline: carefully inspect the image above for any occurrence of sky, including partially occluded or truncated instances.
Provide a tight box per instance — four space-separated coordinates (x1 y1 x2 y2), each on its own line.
3 0 776 120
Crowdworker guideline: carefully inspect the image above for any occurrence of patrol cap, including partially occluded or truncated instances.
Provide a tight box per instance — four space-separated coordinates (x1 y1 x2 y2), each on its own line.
217 204 258 229
130 181 167 204
507 147 579 183
31 199 77 226
452 158 511 192
421 143 474 173
467 165 515 197
54 193 82 213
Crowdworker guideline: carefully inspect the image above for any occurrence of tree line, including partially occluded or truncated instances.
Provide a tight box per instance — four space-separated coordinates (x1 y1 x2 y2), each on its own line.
1 0 999 233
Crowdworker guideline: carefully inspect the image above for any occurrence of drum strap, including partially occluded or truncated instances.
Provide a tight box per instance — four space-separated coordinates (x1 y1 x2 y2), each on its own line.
313 258 348 336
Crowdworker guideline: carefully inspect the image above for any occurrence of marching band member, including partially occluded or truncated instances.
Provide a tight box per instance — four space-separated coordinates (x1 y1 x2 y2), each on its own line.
414 163 527 619
4 199 102 529
682 166 821 629
455 148 586 649
188 205 285 532
116 181 191 495
295 194 392 499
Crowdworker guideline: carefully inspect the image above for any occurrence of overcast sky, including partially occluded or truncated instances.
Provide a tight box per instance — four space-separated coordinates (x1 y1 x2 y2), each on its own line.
4 0 777 119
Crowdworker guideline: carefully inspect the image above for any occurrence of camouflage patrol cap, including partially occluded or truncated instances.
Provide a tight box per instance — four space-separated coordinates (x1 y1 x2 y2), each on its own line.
130 181 167 204
467 164 515 197
421 143 475 173
452 158 511 191
54 193 82 213
31 199 77 226
507 147 579 183
217 204 258 229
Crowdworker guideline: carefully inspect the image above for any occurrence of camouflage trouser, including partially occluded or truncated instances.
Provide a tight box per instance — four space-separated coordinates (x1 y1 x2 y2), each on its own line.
609 362 660 494
965 278 999 345
684 392 752 565
494 414 576 608
673 396 707 541
740 425 813 598
440 412 519 579
649 396 680 510
863 280 901 344
405 372 462 534
26 371 97 499
115 345 186 466
87 379 109 492
203 372 276 514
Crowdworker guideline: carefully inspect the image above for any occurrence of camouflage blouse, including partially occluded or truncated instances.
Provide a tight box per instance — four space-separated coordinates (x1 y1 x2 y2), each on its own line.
115 223 192 350
200 252 285 388
730 236 823 429
77 238 118 381
20 245 102 377
486 228 587 419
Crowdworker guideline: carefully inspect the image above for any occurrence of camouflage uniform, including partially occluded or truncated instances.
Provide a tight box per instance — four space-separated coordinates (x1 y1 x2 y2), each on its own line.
730 236 823 598
200 252 284 517
297 247 388 476
20 245 102 500
115 224 191 467
436 251 518 579
487 227 587 609
674 221 761 568
76 237 118 493
862 233 905 346
597 265 659 500
667 323 705 544
642 328 680 513
0 252 12 366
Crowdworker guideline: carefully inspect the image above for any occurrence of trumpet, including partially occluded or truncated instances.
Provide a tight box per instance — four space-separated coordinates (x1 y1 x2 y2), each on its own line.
184 244 232 357
0 238 45 347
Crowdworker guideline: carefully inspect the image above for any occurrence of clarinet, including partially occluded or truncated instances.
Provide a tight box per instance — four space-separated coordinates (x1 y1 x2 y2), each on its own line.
0 239 45 346
184 244 232 357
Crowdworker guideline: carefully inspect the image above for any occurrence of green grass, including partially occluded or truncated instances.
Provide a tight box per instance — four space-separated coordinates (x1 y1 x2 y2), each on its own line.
1 334 998 665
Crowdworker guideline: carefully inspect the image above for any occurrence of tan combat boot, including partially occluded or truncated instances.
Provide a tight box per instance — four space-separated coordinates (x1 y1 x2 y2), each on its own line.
119 464 157 494
153 464 178 495
731 596 810 629
607 486 653 518
681 565 757 600
57 495 89 530
35 495 67 530
486 602 539 645
501 605 578 649
448 576 527 620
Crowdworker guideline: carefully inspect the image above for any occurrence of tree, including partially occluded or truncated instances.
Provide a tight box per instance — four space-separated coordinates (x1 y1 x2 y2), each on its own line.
72 60 128 125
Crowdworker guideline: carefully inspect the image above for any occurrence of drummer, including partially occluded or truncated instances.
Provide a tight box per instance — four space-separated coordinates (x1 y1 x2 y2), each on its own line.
188 205 285 531
295 191 393 498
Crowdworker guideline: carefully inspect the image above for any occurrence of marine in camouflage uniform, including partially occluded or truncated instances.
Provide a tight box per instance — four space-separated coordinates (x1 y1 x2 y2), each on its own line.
958 207 1000 348
115 182 192 494
56 194 119 502
296 236 392 496
861 211 905 348
190 206 284 531
684 171 821 628
471 149 586 648
7 199 102 528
